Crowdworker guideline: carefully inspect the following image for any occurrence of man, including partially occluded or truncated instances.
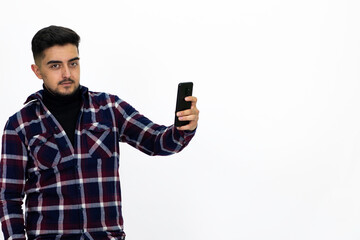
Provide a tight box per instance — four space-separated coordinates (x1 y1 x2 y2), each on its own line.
0 26 199 240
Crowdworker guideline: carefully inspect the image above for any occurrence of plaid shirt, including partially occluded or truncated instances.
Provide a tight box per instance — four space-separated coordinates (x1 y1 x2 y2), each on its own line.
0 86 195 240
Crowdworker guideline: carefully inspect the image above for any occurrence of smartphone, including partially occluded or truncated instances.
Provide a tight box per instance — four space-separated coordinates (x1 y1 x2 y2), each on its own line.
175 82 193 127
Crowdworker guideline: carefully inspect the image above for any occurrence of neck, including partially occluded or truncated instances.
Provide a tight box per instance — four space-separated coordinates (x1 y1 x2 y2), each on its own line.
41 85 82 146
42 85 81 105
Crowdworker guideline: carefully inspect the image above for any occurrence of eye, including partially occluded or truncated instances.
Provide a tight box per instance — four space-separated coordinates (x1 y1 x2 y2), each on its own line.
70 61 79 68
50 64 60 69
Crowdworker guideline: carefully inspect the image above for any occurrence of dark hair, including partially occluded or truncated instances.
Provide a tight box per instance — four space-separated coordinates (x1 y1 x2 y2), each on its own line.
31 25 80 63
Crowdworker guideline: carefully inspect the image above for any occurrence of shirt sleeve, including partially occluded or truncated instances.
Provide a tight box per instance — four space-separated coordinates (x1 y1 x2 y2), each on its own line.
113 96 196 156
0 120 27 240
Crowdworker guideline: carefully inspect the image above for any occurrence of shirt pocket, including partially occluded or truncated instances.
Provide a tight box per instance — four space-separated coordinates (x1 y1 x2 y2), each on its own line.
83 122 114 159
28 132 62 170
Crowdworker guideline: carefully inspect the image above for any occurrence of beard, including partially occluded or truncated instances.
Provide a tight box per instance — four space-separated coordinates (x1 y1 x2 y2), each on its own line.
44 79 80 98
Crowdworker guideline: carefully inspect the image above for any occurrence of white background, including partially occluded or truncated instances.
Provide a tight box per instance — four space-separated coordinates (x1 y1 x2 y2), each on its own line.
1 0 360 239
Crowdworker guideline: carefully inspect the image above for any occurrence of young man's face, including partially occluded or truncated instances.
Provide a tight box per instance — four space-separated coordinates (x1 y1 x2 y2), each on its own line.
31 44 80 96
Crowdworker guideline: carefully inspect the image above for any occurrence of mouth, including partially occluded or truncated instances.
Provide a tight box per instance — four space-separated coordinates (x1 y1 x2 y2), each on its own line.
59 80 74 86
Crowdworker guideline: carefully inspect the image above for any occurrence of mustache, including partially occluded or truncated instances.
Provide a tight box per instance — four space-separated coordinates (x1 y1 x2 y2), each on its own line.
59 79 75 85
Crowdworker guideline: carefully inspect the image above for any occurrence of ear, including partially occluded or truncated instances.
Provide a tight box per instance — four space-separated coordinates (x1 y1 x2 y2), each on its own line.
31 64 43 79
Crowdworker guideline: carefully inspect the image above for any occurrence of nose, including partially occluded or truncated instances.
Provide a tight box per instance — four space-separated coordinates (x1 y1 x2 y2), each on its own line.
62 66 71 79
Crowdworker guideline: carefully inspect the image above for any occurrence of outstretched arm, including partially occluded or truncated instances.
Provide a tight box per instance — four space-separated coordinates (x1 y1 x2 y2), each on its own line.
113 95 199 156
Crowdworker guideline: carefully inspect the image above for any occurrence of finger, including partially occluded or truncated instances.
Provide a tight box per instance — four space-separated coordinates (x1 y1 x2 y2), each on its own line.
177 114 197 122
177 123 197 131
177 126 189 131
185 96 197 102
177 126 187 131
177 109 192 117
185 96 197 108
177 107 199 117
178 119 198 130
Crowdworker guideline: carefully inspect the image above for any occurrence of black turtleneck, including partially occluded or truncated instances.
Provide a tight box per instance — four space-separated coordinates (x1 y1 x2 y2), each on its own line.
42 85 82 147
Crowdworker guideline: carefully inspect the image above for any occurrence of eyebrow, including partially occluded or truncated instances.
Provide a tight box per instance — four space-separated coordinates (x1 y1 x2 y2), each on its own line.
46 57 80 65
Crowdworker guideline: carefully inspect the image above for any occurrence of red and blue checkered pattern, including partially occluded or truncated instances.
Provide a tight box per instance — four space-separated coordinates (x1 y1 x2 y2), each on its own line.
0 86 195 240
